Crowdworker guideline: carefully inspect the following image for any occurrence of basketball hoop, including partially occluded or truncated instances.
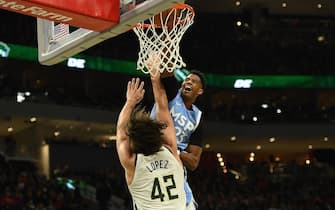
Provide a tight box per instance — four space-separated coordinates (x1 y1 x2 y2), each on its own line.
133 3 194 76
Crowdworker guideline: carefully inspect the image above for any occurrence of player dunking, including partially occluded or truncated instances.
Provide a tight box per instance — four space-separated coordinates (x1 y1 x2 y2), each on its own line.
150 70 206 210
116 76 186 210
132 5 202 206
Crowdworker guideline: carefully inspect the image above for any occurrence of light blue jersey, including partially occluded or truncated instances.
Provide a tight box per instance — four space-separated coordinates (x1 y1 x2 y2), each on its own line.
151 89 202 150
151 89 202 207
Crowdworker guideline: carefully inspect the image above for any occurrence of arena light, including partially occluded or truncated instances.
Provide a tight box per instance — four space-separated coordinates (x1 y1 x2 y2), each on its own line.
236 21 242 27
54 131 60 137
0 41 10 58
317 35 325 42
29 117 37 123
7 127 13 132
16 92 25 103
261 103 269 109
67 57 86 69
230 169 240 176
234 79 253 88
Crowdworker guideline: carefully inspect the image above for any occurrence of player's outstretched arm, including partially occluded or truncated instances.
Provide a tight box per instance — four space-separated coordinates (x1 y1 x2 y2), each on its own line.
150 70 179 157
116 78 145 170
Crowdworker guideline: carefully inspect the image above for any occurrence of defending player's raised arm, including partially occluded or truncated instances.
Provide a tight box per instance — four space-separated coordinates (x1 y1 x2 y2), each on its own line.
116 78 145 169
150 70 178 154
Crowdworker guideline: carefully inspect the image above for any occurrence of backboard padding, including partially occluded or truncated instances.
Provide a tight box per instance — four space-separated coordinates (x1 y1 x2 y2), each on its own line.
37 0 185 66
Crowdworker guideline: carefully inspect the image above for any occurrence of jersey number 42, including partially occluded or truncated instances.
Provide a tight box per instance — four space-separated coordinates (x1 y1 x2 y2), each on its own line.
151 174 179 201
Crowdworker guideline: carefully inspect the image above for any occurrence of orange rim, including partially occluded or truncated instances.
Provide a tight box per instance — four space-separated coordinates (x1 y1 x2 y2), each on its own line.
135 3 194 29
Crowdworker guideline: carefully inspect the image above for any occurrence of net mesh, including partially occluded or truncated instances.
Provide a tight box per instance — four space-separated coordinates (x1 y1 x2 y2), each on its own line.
133 4 194 76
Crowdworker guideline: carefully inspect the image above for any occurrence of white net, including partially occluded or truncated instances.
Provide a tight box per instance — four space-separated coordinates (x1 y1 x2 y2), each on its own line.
133 4 194 76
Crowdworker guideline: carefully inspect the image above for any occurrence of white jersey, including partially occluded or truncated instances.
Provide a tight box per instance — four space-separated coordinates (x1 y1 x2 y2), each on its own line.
128 146 186 210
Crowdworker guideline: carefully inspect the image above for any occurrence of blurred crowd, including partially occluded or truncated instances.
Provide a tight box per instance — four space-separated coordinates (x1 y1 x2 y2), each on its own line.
189 160 335 210
0 157 87 210
2 149 334 210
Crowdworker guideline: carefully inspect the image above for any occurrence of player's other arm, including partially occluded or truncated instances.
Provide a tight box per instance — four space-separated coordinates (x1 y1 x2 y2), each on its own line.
116 78 145 170
180 122 203 171
180 145 202 171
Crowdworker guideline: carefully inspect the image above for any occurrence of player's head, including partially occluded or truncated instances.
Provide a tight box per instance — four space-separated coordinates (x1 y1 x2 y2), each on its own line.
127 107 166 156
189 70 206 91
181 70 206 101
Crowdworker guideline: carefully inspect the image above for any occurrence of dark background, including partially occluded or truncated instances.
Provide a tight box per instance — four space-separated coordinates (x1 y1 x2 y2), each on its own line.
0 0 335 161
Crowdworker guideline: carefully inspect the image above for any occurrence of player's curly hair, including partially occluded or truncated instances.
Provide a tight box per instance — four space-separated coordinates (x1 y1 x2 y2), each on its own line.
127 106 166 156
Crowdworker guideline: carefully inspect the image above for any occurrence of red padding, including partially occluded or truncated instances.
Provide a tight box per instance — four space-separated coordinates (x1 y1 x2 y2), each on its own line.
0 0 120 31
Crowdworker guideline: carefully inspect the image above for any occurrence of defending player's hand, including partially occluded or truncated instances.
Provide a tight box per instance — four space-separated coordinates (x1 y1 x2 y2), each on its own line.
145 52 161 77
150 68 161 82
126 78 145 105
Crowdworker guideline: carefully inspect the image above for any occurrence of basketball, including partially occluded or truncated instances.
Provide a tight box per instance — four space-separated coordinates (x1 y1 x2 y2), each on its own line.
153 8 179 30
